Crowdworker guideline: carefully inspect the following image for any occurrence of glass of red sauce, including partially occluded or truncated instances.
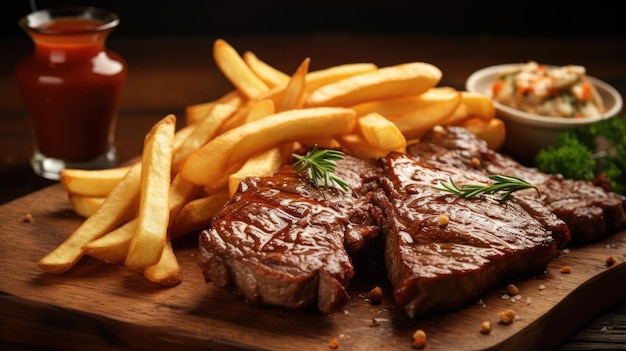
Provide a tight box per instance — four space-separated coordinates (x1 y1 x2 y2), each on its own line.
15 7 127 180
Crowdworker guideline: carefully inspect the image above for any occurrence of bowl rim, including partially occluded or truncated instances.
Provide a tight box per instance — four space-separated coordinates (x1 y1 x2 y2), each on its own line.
465 63 623 128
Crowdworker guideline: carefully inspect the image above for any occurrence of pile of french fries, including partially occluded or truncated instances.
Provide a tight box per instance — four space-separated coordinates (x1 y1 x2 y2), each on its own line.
38 39 504 286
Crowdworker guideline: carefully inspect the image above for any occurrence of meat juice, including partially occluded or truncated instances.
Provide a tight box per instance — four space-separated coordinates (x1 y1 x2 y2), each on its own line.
16 14 126 163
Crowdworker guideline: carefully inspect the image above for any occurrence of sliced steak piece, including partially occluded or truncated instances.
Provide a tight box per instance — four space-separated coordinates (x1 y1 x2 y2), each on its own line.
376 152 568 317
409 125 626 245
198 154 383 314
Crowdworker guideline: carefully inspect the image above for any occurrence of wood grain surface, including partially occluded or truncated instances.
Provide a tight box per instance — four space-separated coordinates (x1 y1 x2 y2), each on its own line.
0 183 624 351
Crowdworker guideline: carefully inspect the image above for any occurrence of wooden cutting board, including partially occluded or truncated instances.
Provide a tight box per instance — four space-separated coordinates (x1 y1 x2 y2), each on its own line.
1 183 625 351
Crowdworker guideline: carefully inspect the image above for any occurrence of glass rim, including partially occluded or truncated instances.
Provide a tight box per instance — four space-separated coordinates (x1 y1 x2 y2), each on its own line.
19 6 120 35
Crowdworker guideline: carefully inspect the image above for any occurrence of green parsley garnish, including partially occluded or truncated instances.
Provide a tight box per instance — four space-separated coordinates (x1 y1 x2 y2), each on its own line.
435 174 537 202
292 145 349 191
535 115 626 194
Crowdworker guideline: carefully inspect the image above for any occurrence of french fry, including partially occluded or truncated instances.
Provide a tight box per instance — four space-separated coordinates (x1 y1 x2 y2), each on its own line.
169 191 230 238
388 91 463 140
167 174 202 224
304 63 378 92
82 219 137 264
213 39 269 99
38 162 142 274
61 166 132 197
461 117 506 150
228 145 289 196
82 174 198 266
306 62 442 107
255 63 378 108
218 98 275 134
242 99 275 124
358 112 406 152
278 57 310 112
143 239 182 286
349 87 459 117
337 133 390 159
443 91 495 125
173 124 195 151
68 194 105 218
125 115 176 269
179 107 357 186
172 103 238 172
185 90 244 125
243 51 290 88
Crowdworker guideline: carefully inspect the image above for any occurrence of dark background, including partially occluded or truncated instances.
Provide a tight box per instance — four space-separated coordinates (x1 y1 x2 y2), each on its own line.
2 0 625 39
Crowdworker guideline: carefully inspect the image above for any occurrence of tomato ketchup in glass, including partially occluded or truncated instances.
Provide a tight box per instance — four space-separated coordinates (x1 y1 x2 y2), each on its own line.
15 7 126 180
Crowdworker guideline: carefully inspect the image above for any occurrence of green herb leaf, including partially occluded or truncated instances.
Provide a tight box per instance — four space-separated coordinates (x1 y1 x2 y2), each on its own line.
535 115 626 194
434 174 538 202
292 145 349 192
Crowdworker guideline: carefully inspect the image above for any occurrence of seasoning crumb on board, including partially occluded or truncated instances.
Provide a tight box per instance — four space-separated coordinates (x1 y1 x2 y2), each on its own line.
480 321 492 334
606 256 617 266
369 286 383 305
22 213 33 222
412 329 427 349
560 265 572 274
506 284 519 295
499 309 516 324
328 337 339 349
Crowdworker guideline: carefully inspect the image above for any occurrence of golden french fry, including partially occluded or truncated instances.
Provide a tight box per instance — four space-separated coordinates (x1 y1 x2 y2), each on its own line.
82 219 137 264
38 162 142 274
388 91 463 140
213 39 269 99
179 107 357 186
461 117 506 150
143 239 182 286
278 57 310 112
172 103 238 172
358 112 406 152
185 90 244 125
254 63 378 108
60 166 132 197
169 191 230 238
306 62 442 107
304 63 378 92
337 133 390 159
242 99 275 124
349 87 458 117
173 124 195 151
243 51 290 88
444 91 496 125
82 174 198 265
68 194 105 218
168 173 201 225
228 146 289 196
218 98 276 134
125 115 176 269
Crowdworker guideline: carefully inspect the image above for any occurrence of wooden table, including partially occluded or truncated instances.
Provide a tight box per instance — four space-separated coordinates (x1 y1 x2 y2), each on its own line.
1 34 625 350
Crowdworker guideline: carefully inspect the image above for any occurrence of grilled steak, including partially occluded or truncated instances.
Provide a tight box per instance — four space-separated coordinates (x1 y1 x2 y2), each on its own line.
375 152 569 317
408 125 626 245
198 155 383 313
199 126 610 317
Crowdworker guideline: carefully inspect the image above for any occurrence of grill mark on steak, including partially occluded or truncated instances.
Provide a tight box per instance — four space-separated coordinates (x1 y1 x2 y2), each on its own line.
198 155 383 314
375 152 566 317
408 125 626 245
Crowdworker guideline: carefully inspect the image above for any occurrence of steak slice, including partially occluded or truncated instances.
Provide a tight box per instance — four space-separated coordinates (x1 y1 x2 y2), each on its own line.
375 152 568 317
198 154 383 314
408 125 626 245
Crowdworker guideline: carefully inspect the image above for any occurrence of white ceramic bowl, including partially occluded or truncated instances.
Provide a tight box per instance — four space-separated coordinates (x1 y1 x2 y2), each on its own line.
466 63 623 163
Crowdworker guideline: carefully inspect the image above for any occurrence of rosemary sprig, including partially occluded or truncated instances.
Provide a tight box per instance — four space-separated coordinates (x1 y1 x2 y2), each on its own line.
435 174 538 202
292 145 349 192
